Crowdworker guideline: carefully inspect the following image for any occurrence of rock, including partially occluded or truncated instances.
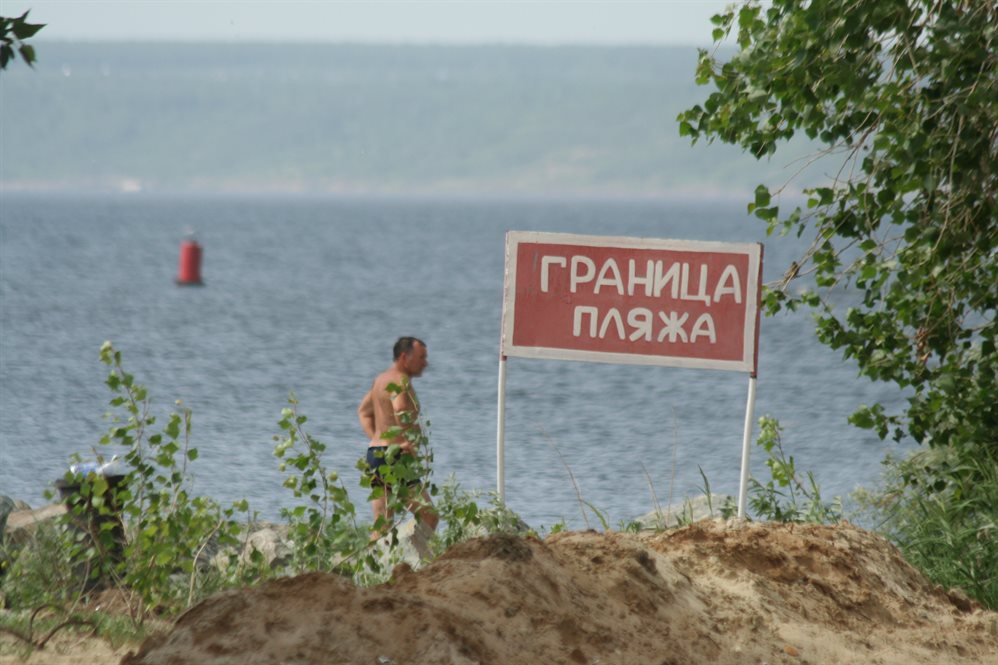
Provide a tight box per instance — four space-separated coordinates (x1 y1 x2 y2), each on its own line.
3 503 67 548
0 495 16 540
1 502 70 585
632 494 734 530
205 518 439 577
372 518 436 571
241 527 292 569
410 520 434 561
0 497 29 542
947 587 979 613
207 521 295 573
462 508 532 540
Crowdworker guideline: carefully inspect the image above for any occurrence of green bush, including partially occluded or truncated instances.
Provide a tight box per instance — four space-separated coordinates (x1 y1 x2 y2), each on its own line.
432 475 531 554
748 416 843 524
92 342 250 618
1 340 532 637
273 395 370 576
1 520 81 610
854 449 998 609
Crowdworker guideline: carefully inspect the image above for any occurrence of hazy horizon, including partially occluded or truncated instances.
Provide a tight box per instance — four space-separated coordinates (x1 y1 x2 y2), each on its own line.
1 41 824 199
2 1 732 46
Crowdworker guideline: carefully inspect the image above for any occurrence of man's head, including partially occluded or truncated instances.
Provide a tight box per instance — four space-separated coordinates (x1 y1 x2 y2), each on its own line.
393 336 428 377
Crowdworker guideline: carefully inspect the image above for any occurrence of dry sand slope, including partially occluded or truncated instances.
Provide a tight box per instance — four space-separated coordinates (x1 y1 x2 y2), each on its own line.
124 520 997 665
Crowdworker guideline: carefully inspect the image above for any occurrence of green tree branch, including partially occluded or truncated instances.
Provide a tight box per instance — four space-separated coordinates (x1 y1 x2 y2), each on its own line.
679 0 996 462
0 11 45 70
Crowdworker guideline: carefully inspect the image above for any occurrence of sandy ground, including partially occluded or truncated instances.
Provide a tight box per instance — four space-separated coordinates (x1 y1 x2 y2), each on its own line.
0 635 133 665
3 520 997 665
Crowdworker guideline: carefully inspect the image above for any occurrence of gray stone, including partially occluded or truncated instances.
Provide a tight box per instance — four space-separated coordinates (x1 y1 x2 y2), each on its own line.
0 496 16 541
240 527 292 569
3 503 67 548
207 521 293 573
372 518 436 572
1 502 70 583
633 493 735 530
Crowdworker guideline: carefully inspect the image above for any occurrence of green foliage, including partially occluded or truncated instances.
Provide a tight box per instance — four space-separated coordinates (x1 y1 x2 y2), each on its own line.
1 341 534 656
580 501 611 532
0 11 44 70
273 395 368 575
854 449 998 609
688 416 840 526
93 342 249 617
433 475 482 548
271 378 531 580
431 475 531 553
680 0 997 458
0 342 538 621
616 518 644 533
361 378 438 546
544 520 568 536
679 0 997 586
0 604 149 658
694 466 738 522
2 342 252 623
0 520 82 610
748 417 842 523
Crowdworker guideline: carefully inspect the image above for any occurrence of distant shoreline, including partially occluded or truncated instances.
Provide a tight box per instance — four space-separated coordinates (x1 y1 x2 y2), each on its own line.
0 179 779 203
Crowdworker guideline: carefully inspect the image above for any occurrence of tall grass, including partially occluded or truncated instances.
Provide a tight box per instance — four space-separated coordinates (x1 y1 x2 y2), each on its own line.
855 447 998 609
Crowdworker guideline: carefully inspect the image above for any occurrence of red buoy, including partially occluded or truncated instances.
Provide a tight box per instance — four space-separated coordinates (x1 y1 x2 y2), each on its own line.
176 239 203 286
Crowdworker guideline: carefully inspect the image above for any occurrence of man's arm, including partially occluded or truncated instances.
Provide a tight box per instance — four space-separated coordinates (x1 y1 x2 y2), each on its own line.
357 390 376 439
391 382 421 452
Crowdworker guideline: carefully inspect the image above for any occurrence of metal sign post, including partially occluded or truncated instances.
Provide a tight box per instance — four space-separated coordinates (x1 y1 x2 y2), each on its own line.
737 374 758 519
496 354 508 501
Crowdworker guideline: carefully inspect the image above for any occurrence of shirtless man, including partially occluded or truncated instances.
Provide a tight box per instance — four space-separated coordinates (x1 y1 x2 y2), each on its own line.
357 336 439 538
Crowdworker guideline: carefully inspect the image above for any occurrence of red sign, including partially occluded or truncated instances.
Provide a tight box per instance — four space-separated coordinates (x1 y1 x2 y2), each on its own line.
501 231 763 373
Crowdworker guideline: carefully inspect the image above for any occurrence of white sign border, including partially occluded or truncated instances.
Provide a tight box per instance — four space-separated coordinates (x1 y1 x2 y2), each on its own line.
500 230 763 374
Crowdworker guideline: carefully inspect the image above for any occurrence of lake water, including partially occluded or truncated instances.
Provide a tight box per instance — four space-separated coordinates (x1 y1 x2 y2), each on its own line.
0 193 909 528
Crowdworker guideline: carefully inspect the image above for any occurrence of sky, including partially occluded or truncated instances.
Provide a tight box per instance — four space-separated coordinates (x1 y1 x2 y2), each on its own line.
2 0 732 45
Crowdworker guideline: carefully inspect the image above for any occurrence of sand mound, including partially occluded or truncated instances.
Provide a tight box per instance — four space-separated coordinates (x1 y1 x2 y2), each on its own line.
123 520 997 665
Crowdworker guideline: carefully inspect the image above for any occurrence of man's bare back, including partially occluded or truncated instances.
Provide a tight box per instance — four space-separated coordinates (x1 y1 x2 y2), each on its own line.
357 337 437 537
358 366 421 453
357 339 427 454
